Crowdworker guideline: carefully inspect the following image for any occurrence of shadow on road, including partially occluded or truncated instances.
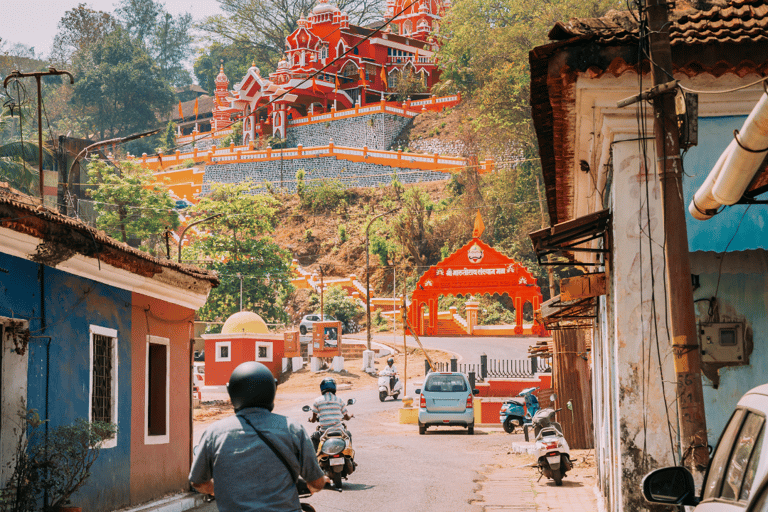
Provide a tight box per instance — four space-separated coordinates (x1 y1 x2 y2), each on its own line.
333 482 375 492
541 479 584 488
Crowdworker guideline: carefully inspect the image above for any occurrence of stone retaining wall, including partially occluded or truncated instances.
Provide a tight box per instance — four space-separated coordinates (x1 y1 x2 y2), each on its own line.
286 113 413 151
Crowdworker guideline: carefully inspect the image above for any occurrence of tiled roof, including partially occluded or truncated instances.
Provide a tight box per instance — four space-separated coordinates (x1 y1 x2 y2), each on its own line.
0 183 219 286
530 0 768 224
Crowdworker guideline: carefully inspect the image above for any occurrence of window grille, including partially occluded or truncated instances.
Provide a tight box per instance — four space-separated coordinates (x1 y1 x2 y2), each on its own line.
92 333 114 423
258 346 268 358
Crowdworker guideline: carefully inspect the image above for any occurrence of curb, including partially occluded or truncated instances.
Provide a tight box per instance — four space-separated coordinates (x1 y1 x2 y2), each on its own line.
115 492 205 512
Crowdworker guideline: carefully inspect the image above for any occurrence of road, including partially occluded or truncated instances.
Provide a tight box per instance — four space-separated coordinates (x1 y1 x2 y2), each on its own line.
189 335 538 511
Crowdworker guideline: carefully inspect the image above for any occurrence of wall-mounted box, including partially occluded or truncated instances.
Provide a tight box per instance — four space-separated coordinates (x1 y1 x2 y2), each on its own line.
700 322 745 364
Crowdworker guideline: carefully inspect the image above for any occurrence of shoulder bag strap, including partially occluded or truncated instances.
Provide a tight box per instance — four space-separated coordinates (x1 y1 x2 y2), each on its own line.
240 415 299 484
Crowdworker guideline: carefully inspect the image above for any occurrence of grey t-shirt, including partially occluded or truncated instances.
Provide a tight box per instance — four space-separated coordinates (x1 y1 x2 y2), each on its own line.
189 407 324 512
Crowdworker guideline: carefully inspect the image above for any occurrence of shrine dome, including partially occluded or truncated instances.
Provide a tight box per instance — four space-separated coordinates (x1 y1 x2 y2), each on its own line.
215 64 228 84
221 311 269 334
313 0 338 14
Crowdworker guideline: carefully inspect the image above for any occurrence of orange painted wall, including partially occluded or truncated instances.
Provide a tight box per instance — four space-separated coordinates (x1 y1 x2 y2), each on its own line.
475 374 553 398
204 336 285 385
130 293 196 505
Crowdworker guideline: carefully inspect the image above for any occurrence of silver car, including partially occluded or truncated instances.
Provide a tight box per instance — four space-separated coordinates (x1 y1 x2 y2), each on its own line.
298 314 336 335
415 372 478 435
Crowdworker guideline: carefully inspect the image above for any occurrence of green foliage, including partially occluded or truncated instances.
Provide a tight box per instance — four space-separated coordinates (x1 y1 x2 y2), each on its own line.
373 309 388 332
304 229 313 242
390 68 427 102
181 159 195 167
86 158 178 249
159 121 176 153
299 179 348 213
50 4 119 65
337 224 348 243
370 235 391 266
220 121 242 147
322 285 364 333
194 42 257 94
479 300 516 326
0 141 55 196
70 27 175 142
1 409 116 511
391 187 441 266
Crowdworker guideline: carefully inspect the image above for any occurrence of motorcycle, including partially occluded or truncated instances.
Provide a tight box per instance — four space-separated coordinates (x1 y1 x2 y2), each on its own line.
530 408 572 486
377 370 403 402
499 386 540 434
302 398 357 489
297 477 317 512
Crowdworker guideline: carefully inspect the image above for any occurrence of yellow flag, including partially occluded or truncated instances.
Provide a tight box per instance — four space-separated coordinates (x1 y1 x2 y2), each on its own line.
472 211 485 238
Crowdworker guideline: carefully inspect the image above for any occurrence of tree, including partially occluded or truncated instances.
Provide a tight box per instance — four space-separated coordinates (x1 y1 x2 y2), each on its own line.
319 285 364 333
186 181 294 325
200 0 384 71
194 41 255 94
159 121 176 153
50 4 119 66
115 0 194 86
86 158 179 250
70 27 175 141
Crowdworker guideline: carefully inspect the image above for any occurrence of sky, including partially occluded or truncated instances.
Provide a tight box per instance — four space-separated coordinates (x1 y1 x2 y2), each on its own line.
1 0 223 57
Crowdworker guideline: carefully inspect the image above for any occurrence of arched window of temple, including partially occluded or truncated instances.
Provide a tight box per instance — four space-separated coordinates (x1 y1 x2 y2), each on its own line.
320 45 328 60
402 20 413 35
336 41 345 57
341 61 358 78
387 68 401 89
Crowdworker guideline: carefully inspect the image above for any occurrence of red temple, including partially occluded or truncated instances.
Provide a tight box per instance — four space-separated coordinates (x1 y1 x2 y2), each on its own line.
212 0 450 143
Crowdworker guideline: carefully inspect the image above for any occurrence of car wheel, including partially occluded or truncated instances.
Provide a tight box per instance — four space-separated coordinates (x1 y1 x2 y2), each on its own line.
467 424 474 435
419 423 426 435
300 326 307 335
379 390 387 402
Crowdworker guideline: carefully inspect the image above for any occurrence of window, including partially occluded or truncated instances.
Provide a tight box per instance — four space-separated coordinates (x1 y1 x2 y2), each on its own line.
388 70 400 89
216 341 232 362
145 336 169 444
402 20 412 35
90 325 118 448
254 342 273 362
320 45 328 60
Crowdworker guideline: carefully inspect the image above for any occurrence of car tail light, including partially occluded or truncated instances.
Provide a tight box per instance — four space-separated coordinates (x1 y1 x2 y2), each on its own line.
466 395 473 409
420 395 426 408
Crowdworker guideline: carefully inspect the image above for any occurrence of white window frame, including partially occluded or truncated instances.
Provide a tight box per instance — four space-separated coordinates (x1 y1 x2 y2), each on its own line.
144 335 170 445
216 341 232 362
254 342 273 362
89 325 118 449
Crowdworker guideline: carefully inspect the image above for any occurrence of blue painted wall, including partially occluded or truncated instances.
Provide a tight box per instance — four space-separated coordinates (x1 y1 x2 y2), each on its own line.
684 116 768 439
0 252 132 511
683 116 768 252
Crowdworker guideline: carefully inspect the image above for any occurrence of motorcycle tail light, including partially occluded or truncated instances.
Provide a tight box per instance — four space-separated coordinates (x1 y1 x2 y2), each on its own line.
420 395 426 408
546 451 560 457
466 395 473 409
544 442 558 450
321 438 346 455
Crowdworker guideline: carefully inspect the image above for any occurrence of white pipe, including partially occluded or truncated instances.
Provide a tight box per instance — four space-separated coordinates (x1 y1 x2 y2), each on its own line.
711 92 768 205
688 141 733 220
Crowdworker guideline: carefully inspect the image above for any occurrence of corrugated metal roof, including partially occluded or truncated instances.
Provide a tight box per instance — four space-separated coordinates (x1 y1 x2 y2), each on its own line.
0 182 219 286
530 0 768 224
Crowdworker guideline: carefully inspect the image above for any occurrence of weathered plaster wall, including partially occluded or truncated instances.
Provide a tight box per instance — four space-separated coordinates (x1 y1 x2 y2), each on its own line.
203 157 449 194
10 255 133 510
129 293 195 505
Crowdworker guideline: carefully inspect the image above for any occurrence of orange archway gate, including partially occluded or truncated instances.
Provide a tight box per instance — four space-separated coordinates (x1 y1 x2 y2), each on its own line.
406 235 543 337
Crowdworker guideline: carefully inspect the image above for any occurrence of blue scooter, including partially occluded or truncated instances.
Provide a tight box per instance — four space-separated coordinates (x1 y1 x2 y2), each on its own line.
499 387 540 434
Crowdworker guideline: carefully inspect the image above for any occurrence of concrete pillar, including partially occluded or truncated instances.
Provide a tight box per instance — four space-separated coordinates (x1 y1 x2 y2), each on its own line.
282 357 290 373
465 300 479 335
362 350 376 373
292 356 304 371
311 357 323 372
332 356 344 372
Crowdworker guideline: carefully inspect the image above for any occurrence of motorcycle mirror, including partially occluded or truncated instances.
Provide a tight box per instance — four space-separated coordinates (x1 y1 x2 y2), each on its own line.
567 400 573 411
302 405 311 412
347 398 356 405
415 388 421 395
472 389 480 395
550 393 557 402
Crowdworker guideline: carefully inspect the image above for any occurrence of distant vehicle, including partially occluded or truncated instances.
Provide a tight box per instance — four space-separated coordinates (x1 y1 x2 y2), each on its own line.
642 382 768 511
299 314 338 335
415 372 479 435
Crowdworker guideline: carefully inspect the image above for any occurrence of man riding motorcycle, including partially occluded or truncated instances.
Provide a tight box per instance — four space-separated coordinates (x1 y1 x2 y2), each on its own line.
381 357 398 392
309 378 354 450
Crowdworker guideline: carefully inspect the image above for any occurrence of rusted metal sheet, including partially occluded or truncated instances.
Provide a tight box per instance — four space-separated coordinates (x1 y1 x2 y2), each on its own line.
561 273 606 301
552 329 593 450
529 210 611 267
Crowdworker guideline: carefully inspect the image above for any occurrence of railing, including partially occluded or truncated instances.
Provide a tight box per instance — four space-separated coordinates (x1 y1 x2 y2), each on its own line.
430 356 550 381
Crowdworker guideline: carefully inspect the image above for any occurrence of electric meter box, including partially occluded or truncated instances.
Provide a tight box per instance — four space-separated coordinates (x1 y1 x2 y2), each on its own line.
699 322 745 364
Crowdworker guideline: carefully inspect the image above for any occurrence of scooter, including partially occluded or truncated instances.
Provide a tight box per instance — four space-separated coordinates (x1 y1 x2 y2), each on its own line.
531 408 572 486
377 370 403 402
297 478 317 512
499 386 540 434
302 399 357 489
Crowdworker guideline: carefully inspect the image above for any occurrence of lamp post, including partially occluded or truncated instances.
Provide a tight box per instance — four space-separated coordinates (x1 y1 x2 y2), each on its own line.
177 213 225 263
365 208 399 352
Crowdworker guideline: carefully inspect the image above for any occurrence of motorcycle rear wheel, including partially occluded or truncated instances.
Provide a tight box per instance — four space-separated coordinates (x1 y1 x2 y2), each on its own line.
301 504 316 512
503 418 515 434
552 468 563 486
379 390 387 402
332 472 343 489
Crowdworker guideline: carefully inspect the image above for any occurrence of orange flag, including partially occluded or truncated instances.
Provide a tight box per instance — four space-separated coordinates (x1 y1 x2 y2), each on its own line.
358 67 365 83
312 76 319 94
472 211 485 238
178 100 183 119
194 97 199 119
335 75 340 94
380 66 387 89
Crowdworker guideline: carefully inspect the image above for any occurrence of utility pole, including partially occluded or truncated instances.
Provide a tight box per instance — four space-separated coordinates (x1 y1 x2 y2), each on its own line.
365 208 400 351
237 273 243 311
646 0 709 472
3 68 73 205
319 266 325 320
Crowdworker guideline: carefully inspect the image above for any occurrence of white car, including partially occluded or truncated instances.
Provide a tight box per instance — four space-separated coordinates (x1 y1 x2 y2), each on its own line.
642 383 768 511
298 314 337 335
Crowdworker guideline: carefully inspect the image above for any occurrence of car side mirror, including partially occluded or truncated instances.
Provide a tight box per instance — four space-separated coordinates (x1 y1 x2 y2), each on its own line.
415 388 421 395
472 389 480 395
347 398 356 405
642 466 698 506
302 405 311 412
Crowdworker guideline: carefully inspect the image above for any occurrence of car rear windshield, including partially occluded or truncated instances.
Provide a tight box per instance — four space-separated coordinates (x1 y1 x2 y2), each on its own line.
424 375 467 393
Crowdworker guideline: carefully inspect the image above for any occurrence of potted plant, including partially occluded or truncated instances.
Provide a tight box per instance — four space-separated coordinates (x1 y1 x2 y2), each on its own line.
1 410 117 512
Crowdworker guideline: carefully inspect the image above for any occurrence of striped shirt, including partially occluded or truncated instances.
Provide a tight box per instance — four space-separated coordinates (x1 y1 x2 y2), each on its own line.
311 393 348 432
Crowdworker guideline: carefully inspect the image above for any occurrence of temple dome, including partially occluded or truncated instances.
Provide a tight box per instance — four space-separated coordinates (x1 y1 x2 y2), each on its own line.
215 64 228 84
313 0 338 14
221 311 269 334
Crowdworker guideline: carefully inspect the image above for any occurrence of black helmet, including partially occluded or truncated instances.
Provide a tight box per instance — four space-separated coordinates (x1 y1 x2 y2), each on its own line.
387 357 394 365
227 361 276 412
320 377 337 394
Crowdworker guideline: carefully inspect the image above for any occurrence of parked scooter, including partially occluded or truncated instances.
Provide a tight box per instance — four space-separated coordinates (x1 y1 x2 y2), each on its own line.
302 399 357 489
499 386 540 433
378 369 403 402
530 408 572 486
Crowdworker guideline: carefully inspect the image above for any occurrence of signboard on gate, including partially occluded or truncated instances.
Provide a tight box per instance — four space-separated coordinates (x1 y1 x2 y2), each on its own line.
284 331 300 358
311 321 342 358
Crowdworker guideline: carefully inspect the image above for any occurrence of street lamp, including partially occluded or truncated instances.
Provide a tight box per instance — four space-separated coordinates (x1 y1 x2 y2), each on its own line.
365 208 400 352
178 213 225 263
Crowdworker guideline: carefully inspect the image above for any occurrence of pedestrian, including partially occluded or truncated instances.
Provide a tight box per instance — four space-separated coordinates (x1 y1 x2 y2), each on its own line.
189 361 328 511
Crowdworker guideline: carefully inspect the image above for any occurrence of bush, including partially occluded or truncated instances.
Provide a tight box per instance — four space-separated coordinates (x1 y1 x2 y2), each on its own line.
338 224 348 243
300 179 348 213
322 285 364 333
